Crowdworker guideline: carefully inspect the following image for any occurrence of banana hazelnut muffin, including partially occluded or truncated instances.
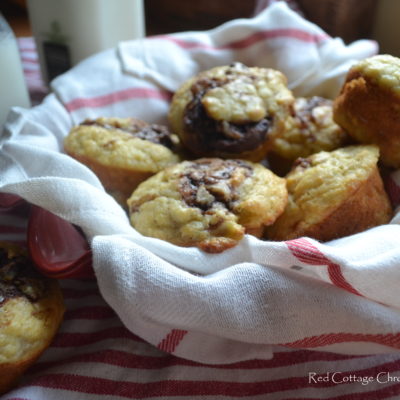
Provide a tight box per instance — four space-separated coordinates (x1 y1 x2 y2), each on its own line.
64 117 182 205
168 62 295 162
0 242 65 394
270 96 349 163
127 158 288 253
267 145 392 242
333 54 400 168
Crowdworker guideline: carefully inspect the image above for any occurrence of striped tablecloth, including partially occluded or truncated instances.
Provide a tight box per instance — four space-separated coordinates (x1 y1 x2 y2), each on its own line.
4 15 400 400
2 202 400 399
17 37 48 105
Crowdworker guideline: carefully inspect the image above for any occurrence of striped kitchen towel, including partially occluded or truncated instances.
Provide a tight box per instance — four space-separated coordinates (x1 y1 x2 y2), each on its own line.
2 0 399 375
2 202 400 399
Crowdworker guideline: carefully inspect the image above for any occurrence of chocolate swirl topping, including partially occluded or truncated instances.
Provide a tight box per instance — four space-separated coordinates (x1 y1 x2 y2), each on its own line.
179 159 253 213
183 77 271 155
0 247 46 304
81 119 178 150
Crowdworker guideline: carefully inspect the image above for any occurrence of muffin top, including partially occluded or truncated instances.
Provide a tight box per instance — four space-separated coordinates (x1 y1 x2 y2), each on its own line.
194 62 293 123
64 117 181 172
127 158 287 252
272 96 349 160
0 242 64 365
285 145 380 224
168 62 294 158
267 145 387 241
349 54 400 94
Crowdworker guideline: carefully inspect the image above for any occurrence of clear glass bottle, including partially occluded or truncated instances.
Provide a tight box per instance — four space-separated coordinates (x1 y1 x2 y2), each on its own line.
27 0 146 84
0 13 31 129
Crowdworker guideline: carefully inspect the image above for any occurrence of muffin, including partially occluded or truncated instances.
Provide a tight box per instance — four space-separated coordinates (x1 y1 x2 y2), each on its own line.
333 54 400 168
267 145 392 242
168 62 295 162
0 242 65 394
127 158 288 253
268 96 349 175
64 117 182 204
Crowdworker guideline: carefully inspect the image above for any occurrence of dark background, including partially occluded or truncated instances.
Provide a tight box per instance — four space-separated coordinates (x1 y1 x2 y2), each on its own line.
1 0 378 43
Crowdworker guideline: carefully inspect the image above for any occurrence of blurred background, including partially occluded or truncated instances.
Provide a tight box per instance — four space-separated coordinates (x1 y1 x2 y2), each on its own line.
1 0 397 109
1 0 380 43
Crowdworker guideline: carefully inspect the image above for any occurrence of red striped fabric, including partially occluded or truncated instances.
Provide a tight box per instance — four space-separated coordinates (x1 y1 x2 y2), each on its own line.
34 349 364 373
283 333 400 350
157 329 188 353
61 287 101 299
60 27 329 113
4 11 400 398
285 384 400 400
22 359 400 399
286 238 330 265
286 238 363 296
19 58 39 65
326 263 363 297
2 206 400 399
63 305 117 320
50 327 143 348
64 87 172 112
154 28 329 51
17 37 48 104
284 383 400 400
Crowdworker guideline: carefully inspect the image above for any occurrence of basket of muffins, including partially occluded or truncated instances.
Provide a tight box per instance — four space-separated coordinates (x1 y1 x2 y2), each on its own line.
63 56 397 253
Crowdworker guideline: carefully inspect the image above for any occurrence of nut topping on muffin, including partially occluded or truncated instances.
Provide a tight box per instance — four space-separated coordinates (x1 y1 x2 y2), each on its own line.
127 158 288 253
178 159 253 211
267 96 349 175
168 62 294 161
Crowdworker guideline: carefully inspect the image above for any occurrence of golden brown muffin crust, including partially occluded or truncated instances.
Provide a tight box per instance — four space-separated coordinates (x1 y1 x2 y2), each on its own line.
128 158 288 252
168 63 294 161
267 145 392 242
64 117 182 204
333 55 400 168
272 96 349 161
0 242 65 395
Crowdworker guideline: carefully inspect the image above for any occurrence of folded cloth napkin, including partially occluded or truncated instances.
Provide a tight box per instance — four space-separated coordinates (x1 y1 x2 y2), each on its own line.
1 2 397 364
